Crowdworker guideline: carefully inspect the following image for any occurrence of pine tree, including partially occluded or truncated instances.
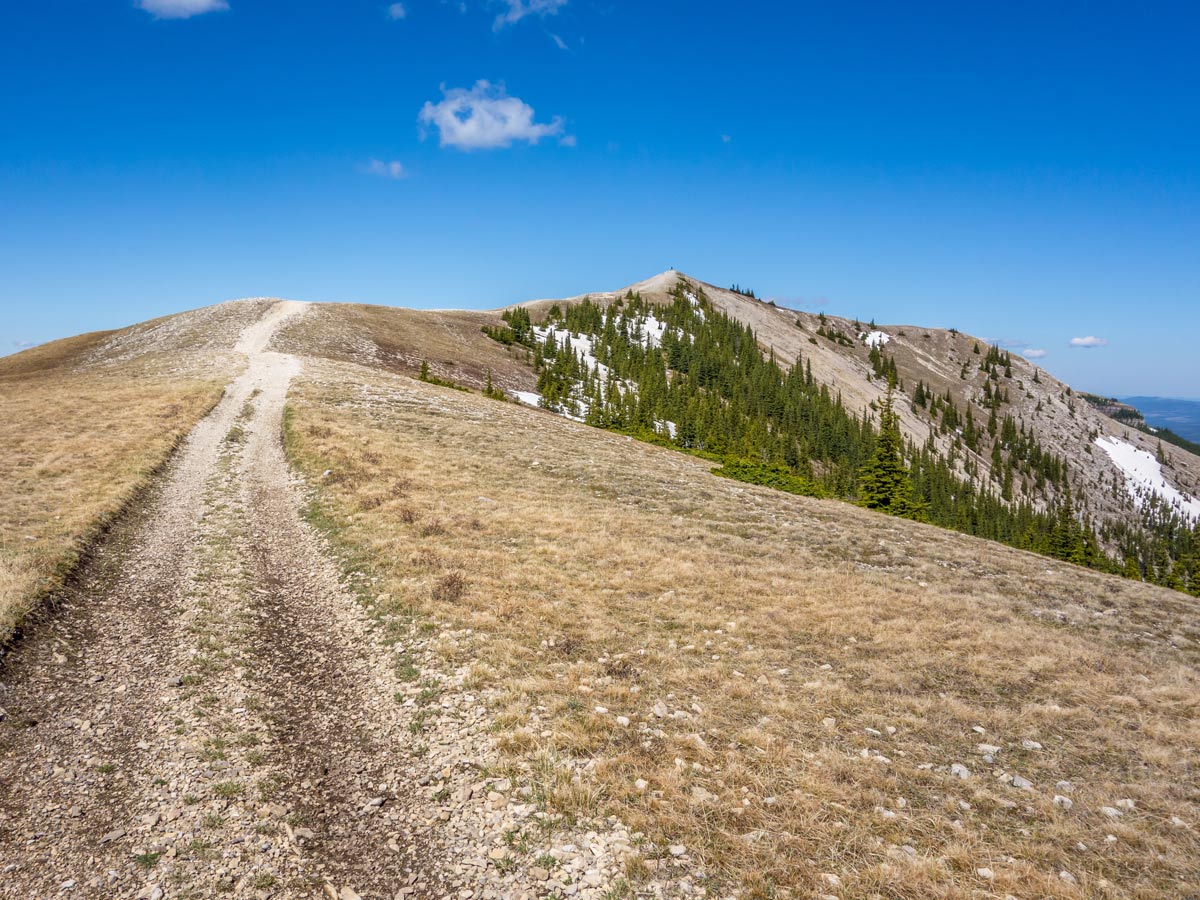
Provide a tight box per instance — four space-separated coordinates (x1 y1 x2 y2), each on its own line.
857 386 922 519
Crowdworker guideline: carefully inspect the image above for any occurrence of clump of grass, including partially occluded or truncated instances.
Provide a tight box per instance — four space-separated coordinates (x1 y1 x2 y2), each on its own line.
213 780 244 798
431 572 466 603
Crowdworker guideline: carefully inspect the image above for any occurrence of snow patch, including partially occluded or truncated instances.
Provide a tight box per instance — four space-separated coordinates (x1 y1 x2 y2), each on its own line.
513 390 543 408
639 314 668 348
533 326 612 381
861 331 891 348
1094 436 1200 522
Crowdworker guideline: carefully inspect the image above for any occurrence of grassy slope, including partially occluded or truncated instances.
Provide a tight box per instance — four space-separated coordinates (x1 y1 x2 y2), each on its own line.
285 358 1200 900
274 301 537 393
0 334 228 640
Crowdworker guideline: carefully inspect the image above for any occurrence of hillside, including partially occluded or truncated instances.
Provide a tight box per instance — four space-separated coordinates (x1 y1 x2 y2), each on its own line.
0 293 1197 899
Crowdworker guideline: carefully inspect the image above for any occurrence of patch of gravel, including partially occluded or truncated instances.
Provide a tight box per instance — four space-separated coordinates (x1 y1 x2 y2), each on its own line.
1 301 697 899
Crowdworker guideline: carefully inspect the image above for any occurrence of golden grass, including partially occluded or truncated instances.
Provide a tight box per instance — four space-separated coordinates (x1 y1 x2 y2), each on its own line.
0 344 225 639
285 360 1200 899
273 301 536 393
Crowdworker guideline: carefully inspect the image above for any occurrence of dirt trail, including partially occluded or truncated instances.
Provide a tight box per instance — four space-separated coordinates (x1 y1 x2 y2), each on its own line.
0 302 434 899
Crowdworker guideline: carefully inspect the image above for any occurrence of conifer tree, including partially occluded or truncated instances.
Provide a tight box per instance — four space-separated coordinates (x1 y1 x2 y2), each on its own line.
858 385 922 519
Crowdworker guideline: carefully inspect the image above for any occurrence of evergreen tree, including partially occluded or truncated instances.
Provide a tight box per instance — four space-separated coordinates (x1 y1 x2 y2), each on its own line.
858 386 922 519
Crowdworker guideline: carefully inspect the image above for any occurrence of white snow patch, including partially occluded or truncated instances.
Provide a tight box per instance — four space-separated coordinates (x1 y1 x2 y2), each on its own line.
861 331 891 348
513 390 543 408
639 314 668 348
655 419 678 440
1094 436 1200 522
533 326 612 381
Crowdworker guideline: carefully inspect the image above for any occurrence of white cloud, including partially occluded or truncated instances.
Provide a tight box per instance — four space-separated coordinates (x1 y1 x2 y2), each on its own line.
550 32 568 49
493 0 567 30
1069 335 1108 348
137 0 229 19
386 2 406 19
418 80 565 150
721 134 732 143
559 133 577 147
1023 348 1048 359
362 159 407 179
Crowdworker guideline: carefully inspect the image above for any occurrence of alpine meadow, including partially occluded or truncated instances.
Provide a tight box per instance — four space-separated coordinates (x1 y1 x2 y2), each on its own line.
2 3 1199 900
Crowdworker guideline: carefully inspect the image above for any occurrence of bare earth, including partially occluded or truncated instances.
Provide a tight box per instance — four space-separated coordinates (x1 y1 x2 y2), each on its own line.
0 303 437 898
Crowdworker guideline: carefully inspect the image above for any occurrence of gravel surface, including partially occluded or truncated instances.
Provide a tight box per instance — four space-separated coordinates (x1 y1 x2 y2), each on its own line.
0 303 434 898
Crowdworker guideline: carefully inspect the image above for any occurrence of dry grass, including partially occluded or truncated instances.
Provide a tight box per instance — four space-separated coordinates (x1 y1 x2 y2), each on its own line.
0 340 226 640
285 359 1200 899
272 301 536 394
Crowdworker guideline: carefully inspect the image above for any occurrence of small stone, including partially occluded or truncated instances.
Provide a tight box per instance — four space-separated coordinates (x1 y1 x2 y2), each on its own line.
167 676 183 687
1011 775 1034 791
1053 795 1073 810
652 701 668 718
616 716 630 727
976 868 994 880
1021 739 1043 751
529 866 549 882
821 717 836 729
634 778 649 792
950 763 971 780
593 706 608 715
1115 798 1135 810
820 873 841 887
1059 870 1077 885
1100 806 1122 819
668 844 687 857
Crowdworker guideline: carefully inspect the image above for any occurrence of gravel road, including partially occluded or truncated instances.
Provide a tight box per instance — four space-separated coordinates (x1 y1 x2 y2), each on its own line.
0 302 436 899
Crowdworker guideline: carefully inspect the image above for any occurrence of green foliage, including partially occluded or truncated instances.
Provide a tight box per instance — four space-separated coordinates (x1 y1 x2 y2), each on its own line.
713 460 823 498
857 387 923 520
496 282 1195 594
417 360 470 392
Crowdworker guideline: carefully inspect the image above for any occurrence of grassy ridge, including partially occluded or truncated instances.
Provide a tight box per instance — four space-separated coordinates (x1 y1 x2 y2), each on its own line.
282 364 1200 899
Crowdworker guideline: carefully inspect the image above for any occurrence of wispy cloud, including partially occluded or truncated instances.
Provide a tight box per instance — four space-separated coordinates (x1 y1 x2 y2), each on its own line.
386 2 406 19
1069 335 1108 348
137 0 229 19
361 159 407 179
418 80 566 150
550 32 568 49
493 0 567 30
721 134 732 143
10 339 35 350
1023 348 1048 359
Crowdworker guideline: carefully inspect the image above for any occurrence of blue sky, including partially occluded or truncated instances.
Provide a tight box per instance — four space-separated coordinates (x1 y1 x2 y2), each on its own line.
1 1 1197 396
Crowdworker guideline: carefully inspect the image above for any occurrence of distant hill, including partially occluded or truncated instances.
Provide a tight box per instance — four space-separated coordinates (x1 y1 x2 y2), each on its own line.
1122 396 1200 443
